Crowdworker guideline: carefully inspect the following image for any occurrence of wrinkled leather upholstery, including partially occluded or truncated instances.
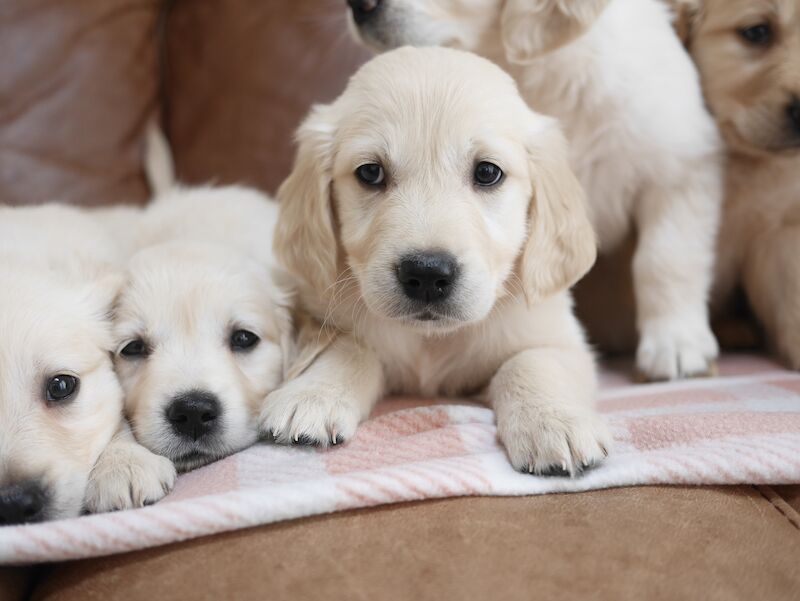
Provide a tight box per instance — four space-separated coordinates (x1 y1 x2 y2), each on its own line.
0 0 161 207
164 1 369 194
0 1 367 207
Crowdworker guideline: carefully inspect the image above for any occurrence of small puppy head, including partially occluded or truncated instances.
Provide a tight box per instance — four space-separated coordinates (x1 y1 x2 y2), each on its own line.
346 0 610 61
682 0 800 154
276 47 594 333
114 242 292 472
0 263 123 524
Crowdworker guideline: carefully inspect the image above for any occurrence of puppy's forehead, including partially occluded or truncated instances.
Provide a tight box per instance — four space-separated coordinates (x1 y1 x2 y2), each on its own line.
120 245 278 338
338 47 525 143
707 0 798 24
0 276 107 384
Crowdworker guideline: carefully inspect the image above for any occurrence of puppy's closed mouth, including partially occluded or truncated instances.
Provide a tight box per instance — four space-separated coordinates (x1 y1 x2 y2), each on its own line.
172 450 224 473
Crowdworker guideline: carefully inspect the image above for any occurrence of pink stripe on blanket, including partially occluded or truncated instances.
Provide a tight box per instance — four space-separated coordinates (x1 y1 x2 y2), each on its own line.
601 388 733 413
627 411 800 450
324 408 467 474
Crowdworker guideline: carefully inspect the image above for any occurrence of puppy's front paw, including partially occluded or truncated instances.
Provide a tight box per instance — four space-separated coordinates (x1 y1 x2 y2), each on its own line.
85 444 176 513
497 407 611 477
637 318 719 381
260 384 362 447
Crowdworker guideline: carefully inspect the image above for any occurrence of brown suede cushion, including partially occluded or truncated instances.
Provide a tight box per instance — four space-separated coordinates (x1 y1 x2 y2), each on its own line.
0 0 161 207
26 486 800 601
164 1 369 195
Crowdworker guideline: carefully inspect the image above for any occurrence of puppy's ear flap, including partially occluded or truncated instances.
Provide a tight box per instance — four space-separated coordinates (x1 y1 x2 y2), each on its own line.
669 0 702 47
520 119 596 301
501 0 611 62
76 264 126 348
275 104 339 299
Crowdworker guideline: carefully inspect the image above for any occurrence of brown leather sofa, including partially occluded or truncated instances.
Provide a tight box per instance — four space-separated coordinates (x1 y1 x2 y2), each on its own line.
1 2 799 599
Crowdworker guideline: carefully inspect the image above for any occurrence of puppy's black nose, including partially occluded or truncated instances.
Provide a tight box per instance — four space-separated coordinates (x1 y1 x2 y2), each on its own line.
348 0 381 24
788 97 800 135
397 252 458 304
166 391 221 441
0 482 47 525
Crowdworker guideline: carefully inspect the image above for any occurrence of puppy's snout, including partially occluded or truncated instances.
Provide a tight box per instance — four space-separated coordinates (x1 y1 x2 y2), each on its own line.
0 481 48 525
347 0 381 24
397 252 458 304
788 97 800 135
166 391 221 441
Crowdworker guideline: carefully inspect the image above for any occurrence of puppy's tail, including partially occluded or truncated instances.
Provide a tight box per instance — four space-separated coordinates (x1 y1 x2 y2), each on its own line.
144 120 176 197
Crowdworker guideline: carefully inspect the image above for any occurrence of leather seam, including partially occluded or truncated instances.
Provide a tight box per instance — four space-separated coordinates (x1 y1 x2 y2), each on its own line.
754 485 800 532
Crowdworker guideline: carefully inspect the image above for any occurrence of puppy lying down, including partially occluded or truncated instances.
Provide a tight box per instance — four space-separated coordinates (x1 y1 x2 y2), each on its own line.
114 187 294 472
263 47 611 475
0 207 175 524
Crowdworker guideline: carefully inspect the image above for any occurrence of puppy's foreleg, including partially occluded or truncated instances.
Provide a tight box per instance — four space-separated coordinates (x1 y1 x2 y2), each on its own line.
633 172 721 380
490 346 610 476
84 421 177 513
743 225 800 370
260 334 385 447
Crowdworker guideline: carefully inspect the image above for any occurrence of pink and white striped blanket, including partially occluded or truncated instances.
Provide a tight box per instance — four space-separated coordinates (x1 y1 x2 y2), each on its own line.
2 353 800 565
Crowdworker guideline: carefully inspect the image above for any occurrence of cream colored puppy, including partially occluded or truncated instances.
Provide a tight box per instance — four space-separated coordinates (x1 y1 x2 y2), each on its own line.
0 207 175 524
347 0 724 381
263 47 610 475
678 0 800 369
114 187 294 472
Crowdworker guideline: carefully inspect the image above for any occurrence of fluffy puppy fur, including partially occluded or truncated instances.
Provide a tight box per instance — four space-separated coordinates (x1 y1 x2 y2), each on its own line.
677 0 800 369
348 0 724 381
0 207 175 524
114 187 294 472
265 47 610 475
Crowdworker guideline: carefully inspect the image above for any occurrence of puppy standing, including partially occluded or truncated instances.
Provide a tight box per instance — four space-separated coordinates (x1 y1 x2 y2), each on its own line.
263 47 610 475
0 206 175 524
348 0 724 381
678 0 800 369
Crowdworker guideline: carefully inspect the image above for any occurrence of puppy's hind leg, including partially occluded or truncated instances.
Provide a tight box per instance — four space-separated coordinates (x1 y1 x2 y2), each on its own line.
633 168 722 381
85 422 177 513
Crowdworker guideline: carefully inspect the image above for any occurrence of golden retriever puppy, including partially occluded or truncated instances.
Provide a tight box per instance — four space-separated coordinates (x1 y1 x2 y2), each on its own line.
114 187 294 472
0 207 175 524
347 0 724 381
677 0 800 369
263 47 610 476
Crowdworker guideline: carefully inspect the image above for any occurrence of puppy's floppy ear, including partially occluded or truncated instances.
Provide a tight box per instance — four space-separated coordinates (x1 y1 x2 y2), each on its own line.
520 118 596 301
275 104 339 299
668 0 702 47
501 0 611 62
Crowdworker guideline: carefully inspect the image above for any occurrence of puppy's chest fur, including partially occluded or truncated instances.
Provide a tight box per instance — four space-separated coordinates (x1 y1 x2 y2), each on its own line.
353 295 580 398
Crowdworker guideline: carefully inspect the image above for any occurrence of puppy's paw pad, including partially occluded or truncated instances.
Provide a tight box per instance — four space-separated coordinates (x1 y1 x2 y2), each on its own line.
500 411 611 478
260 386 360 449
85 446 176 514
637 320 719 381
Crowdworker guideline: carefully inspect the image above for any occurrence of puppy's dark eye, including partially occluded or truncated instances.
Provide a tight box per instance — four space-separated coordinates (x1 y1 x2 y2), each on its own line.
355 163 386 186
739 23 773 46
46 375 79 403
474 161 504 187
120 339 148 359
230 329 260 352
